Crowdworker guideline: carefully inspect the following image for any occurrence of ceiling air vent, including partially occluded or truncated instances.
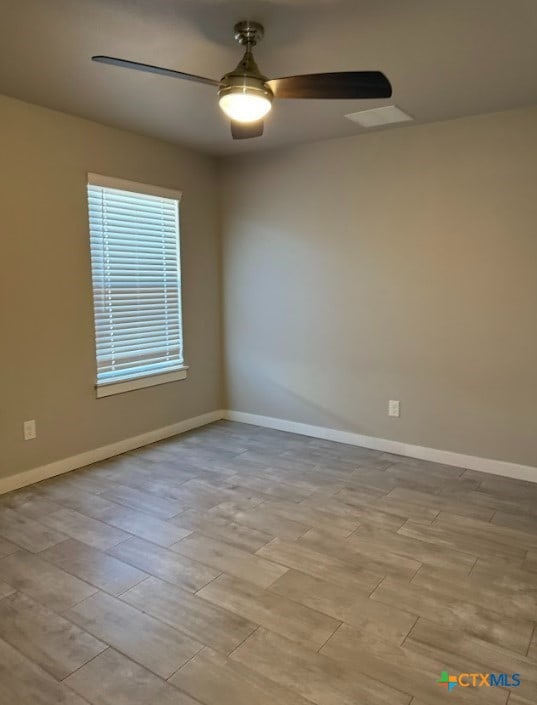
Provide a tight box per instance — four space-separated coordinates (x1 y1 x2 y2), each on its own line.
345 105 413 128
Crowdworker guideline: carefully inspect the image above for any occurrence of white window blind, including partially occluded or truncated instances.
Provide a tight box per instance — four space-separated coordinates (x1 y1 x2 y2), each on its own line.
87 175 184 390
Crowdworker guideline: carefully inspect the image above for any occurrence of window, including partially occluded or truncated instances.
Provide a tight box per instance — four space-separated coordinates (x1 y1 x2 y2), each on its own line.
87 174 186 397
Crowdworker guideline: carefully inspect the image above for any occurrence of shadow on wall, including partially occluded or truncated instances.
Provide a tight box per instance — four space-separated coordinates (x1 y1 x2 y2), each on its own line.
235 366 374 434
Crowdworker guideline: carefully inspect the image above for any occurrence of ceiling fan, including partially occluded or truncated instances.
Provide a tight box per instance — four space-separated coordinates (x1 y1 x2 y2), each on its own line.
92 20 392 140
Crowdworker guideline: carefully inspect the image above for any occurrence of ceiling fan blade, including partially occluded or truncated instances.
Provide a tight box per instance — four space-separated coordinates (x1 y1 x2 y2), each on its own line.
231 120 264 140
92 56 220 87
267 71 392 99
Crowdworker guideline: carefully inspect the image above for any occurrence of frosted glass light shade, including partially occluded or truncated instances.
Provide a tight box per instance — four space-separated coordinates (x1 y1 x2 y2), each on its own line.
219 91 272 123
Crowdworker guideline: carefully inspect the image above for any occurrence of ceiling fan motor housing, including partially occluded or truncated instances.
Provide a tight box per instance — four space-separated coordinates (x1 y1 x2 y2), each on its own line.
218 75 273 103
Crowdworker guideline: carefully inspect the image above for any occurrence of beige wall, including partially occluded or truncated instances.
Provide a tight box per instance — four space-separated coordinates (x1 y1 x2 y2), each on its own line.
0 95 222 479
221 107 537 467
2 95 536 480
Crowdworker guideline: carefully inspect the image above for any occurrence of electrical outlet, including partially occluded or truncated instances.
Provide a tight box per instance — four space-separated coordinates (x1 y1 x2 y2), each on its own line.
388 400 400 418
23 420 36 440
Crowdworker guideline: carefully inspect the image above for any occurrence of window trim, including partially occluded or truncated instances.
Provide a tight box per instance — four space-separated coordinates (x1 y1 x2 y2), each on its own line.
87 173 186 398
87 173 183 201
95 366 189 398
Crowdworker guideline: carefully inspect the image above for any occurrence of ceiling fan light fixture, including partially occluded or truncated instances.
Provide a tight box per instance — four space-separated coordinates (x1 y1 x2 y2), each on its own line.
218 80 273 123
93 19 393 140
219 90 272 122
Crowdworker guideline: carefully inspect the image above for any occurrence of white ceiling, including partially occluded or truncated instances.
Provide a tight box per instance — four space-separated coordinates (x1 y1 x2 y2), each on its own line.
1 0 537 156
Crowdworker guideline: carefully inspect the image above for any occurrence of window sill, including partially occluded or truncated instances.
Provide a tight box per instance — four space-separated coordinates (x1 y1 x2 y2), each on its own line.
96 367 188 398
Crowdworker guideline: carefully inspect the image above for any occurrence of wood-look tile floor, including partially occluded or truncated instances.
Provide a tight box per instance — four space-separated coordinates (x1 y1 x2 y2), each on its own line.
1 421 536 705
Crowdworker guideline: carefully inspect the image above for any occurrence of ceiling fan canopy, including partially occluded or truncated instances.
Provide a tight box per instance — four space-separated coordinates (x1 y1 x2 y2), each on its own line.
92 20 392 141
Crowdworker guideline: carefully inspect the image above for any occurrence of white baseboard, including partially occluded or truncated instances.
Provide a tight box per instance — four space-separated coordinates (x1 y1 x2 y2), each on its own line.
224 410 537 484
3 407 535 494
0 410 225 495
